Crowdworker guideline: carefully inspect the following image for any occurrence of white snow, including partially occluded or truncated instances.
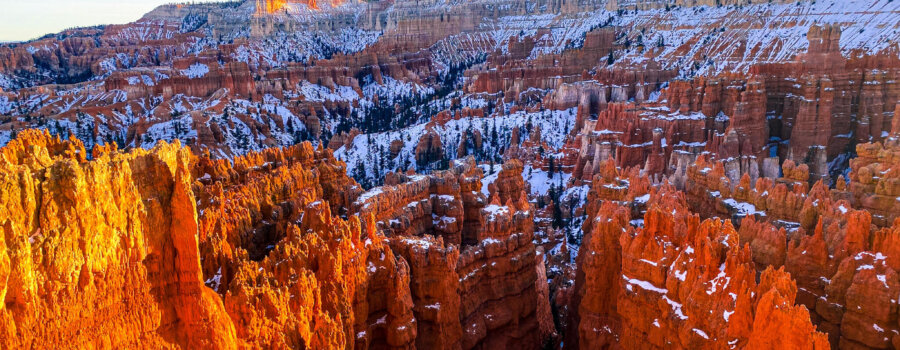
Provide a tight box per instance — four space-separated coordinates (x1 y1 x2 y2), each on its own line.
181 63 210 79
523 165 571 197
674 269 687 282
299 81 360 102
706 266 731 295
607 0 900 76
634 194 651 204
363 76 434 104
663 295 688 320
355 187 385 206
336 107 577 184
482 237 503 245
723 310 734 322
722 198 764 216
484 204 511 220
877 275 890 289
639 259 659 267
623 276 668 294
693 328 710 340
205 267 223 292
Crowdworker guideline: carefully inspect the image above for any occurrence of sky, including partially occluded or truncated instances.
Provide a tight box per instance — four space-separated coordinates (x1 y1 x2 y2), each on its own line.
0 0 220 42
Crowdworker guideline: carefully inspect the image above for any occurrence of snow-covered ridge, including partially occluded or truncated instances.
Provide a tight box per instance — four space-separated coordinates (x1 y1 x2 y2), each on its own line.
334 107 577 185
231 28 382 67
181 63 210 79
607 0 900 75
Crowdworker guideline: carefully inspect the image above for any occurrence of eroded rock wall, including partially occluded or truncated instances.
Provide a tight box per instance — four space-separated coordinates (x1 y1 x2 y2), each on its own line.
569 184 831 349
0 130 236 349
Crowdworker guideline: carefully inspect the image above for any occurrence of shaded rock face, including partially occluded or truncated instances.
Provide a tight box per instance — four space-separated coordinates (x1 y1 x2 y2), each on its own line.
351 159 480 246
553 23 900 185
607 0 797 11
836 140 900 227
468 27 621 98
674 134 900 349
0 0 614 158
0 21 202 88
190 142 392 349
415 130 444 168
569 185 831 349
662 76 768 158
353 158 555 349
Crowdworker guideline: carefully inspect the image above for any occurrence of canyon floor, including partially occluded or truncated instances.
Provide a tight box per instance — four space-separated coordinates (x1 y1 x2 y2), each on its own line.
1 0 900 349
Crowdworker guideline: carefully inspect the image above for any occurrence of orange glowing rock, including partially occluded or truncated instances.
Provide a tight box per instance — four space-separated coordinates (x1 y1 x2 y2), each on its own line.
255 0 352 14
0 130 237 349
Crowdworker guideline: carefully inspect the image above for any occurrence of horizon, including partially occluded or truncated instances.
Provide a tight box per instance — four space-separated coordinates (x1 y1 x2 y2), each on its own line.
0 0 223 42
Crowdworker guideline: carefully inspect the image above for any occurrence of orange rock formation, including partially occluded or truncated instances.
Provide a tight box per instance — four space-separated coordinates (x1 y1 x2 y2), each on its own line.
569 185 831 349
0 131 556 349
0 130 236 348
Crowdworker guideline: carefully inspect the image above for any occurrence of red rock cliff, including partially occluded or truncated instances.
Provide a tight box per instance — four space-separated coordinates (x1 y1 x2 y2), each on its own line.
0 130 236 349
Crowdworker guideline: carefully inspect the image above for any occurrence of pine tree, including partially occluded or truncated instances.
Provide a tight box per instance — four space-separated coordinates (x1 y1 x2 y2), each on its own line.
551 200 563 229
353 161 366 185
548 157 556 177
490 121 498 146
117 134 126 149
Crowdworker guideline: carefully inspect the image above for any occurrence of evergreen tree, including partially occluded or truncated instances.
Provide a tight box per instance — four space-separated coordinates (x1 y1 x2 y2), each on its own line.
548 157 556 177
490 120 498 147
353 161 366 186
551 198 563 229
402 155 411 173
115 134 125 149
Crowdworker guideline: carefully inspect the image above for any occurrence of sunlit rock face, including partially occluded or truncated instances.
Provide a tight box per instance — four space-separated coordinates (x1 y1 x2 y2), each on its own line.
255 0 355 14
1 0 900 348
0 130 553 349
0 130 238 349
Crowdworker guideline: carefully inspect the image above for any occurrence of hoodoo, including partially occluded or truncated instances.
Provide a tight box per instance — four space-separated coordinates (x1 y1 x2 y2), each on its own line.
1 0 899 349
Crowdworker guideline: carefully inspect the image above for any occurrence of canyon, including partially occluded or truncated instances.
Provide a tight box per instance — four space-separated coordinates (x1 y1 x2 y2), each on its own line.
1 0 900 349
